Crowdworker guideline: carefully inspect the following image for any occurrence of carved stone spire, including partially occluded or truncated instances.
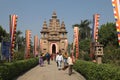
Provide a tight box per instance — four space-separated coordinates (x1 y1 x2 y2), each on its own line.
61 21 65 29
41 20 48 33
52 11 57 19
43 20 47 29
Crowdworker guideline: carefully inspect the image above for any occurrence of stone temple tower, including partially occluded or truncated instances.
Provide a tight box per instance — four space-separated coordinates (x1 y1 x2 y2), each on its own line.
40 11 68 55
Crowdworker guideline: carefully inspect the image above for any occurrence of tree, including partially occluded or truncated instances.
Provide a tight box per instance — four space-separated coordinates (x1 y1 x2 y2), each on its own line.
79 39 91 53
0 25 9 42
15 30 25 51
99 22 120 65
73 20 91 40
13 30 26 60
79 20 91 40
98 22 118 47
72 20 92 60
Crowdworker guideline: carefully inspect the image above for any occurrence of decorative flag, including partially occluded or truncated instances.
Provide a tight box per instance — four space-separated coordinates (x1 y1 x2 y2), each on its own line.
34 35 38 57
25 30 31 59
9 14 18 59
92 14 100 42
112 0 120 46
73 26 79 59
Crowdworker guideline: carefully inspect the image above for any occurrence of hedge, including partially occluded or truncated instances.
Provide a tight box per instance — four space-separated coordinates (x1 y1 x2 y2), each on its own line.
0 58 39 80
73 60 120 80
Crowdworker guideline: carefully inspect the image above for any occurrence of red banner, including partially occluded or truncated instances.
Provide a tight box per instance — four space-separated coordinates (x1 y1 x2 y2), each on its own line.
73 26 79 59
92 14 100 42
34 35 38 56
25 30 31 58
9 14 18 59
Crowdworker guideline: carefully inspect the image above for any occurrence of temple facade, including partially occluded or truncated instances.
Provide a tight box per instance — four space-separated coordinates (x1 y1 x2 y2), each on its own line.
40 11 68 54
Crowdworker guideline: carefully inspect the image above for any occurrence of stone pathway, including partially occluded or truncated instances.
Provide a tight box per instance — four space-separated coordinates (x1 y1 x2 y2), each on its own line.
16 61 86 80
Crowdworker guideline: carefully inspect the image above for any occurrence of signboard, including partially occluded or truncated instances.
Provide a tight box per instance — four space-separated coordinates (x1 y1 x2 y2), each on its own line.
0 43 1 59
2 41 10 59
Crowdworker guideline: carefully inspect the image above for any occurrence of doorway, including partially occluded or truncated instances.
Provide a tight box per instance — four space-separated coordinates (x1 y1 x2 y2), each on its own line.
52 44 56 54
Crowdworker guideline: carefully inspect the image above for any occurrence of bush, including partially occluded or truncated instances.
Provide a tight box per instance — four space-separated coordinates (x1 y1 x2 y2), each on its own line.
0 58 38 80
103 48 120 66
83 53 92 61
73 60 120 80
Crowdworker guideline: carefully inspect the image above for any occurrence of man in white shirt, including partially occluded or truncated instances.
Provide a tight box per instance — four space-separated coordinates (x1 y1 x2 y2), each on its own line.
56 53 63 70
67 54 75 75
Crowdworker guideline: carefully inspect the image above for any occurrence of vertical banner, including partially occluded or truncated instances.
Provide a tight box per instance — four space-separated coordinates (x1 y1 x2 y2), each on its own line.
73 26 79 59
112 0 120 46
9 14 18 60
92 14 100 42
65 39 68 52
34 35 38 57
25 30 31 59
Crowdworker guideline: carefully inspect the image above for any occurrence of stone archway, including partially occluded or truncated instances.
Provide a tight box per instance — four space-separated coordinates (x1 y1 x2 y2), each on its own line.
50 43 58 54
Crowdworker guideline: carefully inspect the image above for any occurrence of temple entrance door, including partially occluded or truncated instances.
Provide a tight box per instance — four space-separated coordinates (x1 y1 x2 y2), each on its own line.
52 44 56 54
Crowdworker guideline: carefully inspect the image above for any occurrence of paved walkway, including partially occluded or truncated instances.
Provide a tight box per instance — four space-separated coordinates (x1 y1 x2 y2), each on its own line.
17 61 86 80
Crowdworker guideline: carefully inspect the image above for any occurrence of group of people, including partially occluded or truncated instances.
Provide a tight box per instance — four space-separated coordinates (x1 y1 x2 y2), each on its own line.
39 52 51 67
56 51 75 75
39 51 75 75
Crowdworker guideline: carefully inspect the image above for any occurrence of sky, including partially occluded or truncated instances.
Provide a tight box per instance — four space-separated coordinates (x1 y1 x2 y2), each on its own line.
0 0 115 43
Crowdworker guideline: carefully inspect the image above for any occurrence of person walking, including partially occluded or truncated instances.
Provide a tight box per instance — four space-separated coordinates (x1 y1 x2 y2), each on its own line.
67 54 75 75
63 52 68 67
45 52 50 64
55 52 59 67
39 54 44 67
56 52 63 70
50 53 53 61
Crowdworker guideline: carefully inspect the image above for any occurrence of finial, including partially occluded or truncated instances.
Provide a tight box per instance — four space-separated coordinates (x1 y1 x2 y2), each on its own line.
61 21 65 28
43 20 47 28
52 11 57 18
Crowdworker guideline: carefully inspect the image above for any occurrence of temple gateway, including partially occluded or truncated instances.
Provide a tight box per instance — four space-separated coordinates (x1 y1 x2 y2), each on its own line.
40 11 68 54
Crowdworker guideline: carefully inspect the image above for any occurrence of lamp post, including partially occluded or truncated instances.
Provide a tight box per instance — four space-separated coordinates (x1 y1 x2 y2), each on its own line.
94 42 104 64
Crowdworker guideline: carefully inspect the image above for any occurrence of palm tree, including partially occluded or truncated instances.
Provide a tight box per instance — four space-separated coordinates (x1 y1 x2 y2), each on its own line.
79 20 91 40
15 30 25 51
16 30 22 36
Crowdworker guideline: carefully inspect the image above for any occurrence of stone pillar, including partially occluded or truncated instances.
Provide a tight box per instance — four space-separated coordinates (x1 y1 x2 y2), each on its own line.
96 56 102 64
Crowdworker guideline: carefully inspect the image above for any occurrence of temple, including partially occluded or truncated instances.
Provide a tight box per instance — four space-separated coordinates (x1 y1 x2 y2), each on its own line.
40 11 68 54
